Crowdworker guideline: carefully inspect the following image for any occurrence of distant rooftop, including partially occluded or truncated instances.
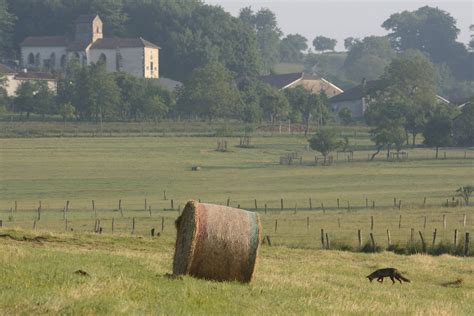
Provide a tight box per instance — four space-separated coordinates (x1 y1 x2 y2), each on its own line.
90 37 160 49
21 36 69 47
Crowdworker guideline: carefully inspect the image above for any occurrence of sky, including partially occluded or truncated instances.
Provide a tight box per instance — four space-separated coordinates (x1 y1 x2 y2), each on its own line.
204 0 473 51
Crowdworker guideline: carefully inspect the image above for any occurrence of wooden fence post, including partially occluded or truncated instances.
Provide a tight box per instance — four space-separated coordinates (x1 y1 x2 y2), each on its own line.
161 217 165 232
370 233 376 252
366 198 369 209
337 218 341 229
151 228 155 237
358 229 362 249
321 202 325 214
370 216 374 230
463 214 467 227
171 199 174 210
33 220 36 230
112 218 115 233
14 200 17 212
399 215 402 229
254 199 258 210
464 233 470 257
226 197 230 206
132 217 135 234
37 207 41 221
149 206 152 217
309 198 312 210
347 201 351 212
443 214 447 229
320 229 325 248
66 200 70 212
386 230 391 247
393 197 397 207
398 200 402 210
265 204 267 214
281 198 284 211
325 233 330 249
274 219 278 233
306 216 309 230
119 199 122 210
0 220 2 228
423 216 427 230
423 197 426 207
337 198 340 209
454 229 458 247
419 231 426 253
144 199 147 212
432 228 437 247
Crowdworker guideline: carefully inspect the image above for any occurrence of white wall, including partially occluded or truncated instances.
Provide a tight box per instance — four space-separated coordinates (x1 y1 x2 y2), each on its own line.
21 46 67 70
4 75 57 97
90 47 150 78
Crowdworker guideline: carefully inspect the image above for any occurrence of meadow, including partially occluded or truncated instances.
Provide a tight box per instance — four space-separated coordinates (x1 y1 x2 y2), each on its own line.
0 134 473 314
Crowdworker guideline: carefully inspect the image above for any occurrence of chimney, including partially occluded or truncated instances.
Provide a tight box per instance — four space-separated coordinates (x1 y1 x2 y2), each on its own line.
361 77 367 88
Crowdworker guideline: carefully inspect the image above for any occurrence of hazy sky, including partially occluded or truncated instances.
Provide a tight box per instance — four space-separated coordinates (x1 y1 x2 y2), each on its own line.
204 0 473 51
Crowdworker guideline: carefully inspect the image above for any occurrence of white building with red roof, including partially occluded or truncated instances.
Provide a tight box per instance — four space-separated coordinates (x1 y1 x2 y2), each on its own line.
20 15 160 78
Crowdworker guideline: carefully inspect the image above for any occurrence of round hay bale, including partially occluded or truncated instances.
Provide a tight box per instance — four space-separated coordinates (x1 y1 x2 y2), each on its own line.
173 201 261 283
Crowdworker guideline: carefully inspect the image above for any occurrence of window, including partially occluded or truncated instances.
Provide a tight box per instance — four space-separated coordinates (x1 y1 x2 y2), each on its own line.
98 53 107 64
150 62 153 76
35 53 41 67
50 52 56 68
28 53 35 65
115 51 122 71
60 55 67 68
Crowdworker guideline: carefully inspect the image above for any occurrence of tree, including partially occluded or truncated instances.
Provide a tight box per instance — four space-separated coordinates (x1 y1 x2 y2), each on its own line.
369 120 406 160
456 186 473 206
344 37 357 50
312 36 337 53
58 102 76 127
382 6 460 63
344 36 395 83
453 101 474 147
338 107 352 125
259 83 289 124
177 62 241 120
0 73 8 111
13 81 36 118
239 7 282 73
33 81 55 117
0 0 15 58
309 129 340 164
279 34 308 63
423 115 452 159
382 50 438 145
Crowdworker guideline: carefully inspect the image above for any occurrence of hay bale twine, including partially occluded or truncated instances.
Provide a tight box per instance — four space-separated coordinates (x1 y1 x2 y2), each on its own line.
173 201 261 283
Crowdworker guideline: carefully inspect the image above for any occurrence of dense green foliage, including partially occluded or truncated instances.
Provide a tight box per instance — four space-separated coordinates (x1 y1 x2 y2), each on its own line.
279 34 308 63
312 36 337 53
453 102 474 146
423 115 453 158
309 129 340 163
343 36 396 83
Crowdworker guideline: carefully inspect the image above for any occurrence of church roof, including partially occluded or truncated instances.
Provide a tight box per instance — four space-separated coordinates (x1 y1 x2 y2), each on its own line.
21 36 69 47
329 79 387 103
90 37 159 49
76 14 100 23
67 41 91 51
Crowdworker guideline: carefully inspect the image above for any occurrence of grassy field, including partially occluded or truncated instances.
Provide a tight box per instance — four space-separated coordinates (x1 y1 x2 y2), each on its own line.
0 229 473 314
0 135 473 314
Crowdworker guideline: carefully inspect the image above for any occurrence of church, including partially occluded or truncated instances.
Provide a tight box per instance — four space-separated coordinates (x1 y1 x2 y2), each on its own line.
20 15 160 79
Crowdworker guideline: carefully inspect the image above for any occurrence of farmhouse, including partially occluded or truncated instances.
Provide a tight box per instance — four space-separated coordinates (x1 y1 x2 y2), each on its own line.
329 79 451 120
20 15 160 79
0 63 57 97
257 72 343 97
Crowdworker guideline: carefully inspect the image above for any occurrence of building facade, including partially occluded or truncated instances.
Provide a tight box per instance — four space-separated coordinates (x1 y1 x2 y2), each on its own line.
20 15 160 79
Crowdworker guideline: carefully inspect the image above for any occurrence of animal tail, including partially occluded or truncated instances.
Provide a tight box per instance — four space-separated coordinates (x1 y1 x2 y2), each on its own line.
397 274 410 283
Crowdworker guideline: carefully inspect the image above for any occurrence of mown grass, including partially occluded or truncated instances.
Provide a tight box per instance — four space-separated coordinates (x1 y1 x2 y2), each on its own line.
0 228 472 315
0 135 473 313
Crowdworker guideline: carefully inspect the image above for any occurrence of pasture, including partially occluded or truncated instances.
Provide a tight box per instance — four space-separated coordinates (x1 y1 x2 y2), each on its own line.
0 135 473 314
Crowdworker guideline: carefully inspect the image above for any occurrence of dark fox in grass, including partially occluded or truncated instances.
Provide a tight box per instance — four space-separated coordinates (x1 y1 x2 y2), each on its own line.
367 268 410 284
